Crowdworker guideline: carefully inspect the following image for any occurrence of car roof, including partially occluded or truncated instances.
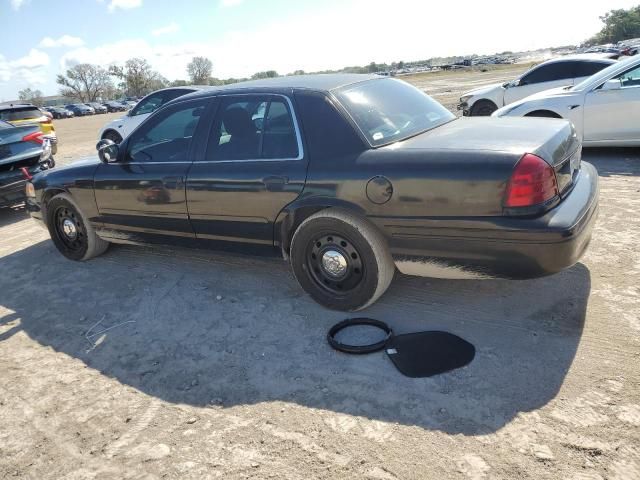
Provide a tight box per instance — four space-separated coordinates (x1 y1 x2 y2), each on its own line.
541 54 617 64
0 103 39 111
178 74 379 100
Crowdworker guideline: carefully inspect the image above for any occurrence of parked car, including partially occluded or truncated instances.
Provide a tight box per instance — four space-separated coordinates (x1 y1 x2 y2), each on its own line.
45 106 74 119
65 104 94 116
0 103 58 155
102 101 127 113
85 102 107 114
458 55 616 116
493 54 640 146
0 120 54 208
27 75 598 311
98 87 207 143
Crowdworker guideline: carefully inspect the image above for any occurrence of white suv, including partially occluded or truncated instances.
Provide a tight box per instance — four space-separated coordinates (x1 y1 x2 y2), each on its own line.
98 87 206 143
458 55 615 116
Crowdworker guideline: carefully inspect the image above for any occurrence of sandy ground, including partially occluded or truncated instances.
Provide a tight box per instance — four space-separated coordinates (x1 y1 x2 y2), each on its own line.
1 70 639 479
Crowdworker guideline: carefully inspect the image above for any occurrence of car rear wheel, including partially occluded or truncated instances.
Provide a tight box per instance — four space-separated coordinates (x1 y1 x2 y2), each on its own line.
470 100 498 116
290 209 395 311
46 193 109 261
102 130 123 144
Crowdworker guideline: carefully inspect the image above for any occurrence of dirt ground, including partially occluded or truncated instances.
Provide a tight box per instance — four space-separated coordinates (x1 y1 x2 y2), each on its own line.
1 69 639 480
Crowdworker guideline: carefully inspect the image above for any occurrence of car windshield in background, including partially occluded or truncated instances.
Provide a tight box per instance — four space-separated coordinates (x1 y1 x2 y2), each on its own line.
334 78 455 147
0 107 42 122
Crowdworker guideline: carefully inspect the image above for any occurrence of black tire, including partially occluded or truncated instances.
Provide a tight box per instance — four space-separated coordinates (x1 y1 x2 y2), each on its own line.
46 193 109 261
525 110 562 118
470 100 498 116
290 209 395 311
102 130 123 144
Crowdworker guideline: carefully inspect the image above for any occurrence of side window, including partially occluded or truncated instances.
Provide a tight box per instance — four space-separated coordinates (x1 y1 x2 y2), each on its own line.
574 61 610 78
209 96 300 161
294 91 364 158
262 100 299 159
616 65 640 88
126 100 206 163
521 62 574 85
131 93 166 116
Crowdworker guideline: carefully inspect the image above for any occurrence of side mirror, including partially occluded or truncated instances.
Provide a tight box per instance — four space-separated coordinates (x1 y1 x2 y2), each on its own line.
96 139 119 163
600 79 622 91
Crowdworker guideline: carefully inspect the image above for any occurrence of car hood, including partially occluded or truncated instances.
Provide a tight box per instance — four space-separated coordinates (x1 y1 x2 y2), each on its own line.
493 86 581 116
394 117 578 166
461 82 504 98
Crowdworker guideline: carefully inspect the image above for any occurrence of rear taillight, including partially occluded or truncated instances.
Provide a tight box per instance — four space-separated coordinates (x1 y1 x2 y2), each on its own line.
504 153 559 208
22 131 44 145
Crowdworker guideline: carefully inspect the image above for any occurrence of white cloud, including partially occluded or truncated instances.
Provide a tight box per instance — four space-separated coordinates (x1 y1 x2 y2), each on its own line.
220 0 243 7
39 35 85 49
0 49 50 89
107 0 142 12
10 0 28 10
152 22 180 37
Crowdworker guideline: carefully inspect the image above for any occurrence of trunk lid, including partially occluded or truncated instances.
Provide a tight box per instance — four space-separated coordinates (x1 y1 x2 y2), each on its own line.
398 117 581 195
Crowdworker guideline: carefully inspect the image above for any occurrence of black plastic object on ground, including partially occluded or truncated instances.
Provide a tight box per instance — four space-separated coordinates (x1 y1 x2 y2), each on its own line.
385 331 475 378
327 319 475 377
327 318 393 354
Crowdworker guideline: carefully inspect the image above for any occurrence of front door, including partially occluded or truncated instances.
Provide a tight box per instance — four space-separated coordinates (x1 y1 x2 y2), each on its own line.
584 63 640 143
186 93 308 246
94 97 212 242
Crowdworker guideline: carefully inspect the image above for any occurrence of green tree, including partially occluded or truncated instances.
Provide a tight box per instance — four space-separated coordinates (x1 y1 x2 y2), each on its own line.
587 5 640 44
109 58 167 97
57 64 112 102
251 70 279 79
367 62 378 73
187 56 213 84
18 87 44 106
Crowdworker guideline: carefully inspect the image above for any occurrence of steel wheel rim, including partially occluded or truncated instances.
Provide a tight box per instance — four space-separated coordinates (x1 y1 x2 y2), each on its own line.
307 233 364 294
54 206 85 252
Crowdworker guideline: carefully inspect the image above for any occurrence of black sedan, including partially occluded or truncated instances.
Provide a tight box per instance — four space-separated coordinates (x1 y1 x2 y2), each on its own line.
102 101 127 113
26 75 598 310
45 106 74 119
65 104 94 116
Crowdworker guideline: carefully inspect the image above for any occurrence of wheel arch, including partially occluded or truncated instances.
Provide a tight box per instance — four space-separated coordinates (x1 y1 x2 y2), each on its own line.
470 98 498 114
274 198 367 259
101 128 122 141
41 187 70 219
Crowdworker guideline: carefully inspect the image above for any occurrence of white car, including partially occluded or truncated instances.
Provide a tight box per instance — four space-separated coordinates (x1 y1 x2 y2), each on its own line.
458 55 616 116
493 55 640 147
98 87 205 143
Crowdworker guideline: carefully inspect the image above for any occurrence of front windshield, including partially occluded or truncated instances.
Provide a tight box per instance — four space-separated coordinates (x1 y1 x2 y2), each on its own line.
334 78 455 147
572 55 638 91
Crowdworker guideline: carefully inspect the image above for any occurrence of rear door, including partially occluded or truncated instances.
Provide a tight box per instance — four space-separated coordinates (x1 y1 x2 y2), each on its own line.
584 63 640 142
504 61 576 104
186 93 308 246
94 97 213 241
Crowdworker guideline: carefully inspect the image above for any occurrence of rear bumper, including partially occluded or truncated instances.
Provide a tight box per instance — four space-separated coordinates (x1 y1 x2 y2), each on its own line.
379 162 599 280
0 177 27 207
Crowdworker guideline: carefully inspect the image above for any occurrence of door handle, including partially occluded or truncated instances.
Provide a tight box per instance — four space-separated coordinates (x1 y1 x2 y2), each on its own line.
262 176 289 186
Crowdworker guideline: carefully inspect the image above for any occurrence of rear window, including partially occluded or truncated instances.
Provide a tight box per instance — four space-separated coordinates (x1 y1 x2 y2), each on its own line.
573 61 612 78
334 78 455 147
0 107 42 122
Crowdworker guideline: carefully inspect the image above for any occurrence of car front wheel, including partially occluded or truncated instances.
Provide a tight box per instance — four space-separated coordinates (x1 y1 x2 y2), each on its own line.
46 193 109 261
290 209 395 311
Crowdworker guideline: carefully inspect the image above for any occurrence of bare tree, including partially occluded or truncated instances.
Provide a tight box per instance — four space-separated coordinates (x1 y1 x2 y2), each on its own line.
187 56 213 85
18 88 44 106
109 58 167 97
57 64 112 102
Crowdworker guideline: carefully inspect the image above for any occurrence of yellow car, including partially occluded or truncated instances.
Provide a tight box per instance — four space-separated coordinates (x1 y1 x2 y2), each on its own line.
0 104 58 154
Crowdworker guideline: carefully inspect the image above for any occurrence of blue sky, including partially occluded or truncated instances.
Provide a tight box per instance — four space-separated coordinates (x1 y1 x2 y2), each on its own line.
0 0 638 100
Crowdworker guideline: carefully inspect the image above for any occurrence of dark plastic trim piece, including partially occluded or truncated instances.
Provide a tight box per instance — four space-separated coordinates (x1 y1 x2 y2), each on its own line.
327 318 393 354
